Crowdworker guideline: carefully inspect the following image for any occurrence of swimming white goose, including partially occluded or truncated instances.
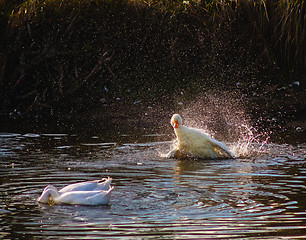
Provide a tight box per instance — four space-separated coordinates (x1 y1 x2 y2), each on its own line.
38 179 113 205
168 114 234 159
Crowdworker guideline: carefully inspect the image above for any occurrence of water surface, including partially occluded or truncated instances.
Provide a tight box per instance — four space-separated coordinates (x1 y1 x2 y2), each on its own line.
0 132 306 239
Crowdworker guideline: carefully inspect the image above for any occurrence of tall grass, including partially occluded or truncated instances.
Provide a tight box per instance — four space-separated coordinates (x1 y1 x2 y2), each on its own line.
3 0 305 69
275 0 305 68
211 0 305 70
0 0 304 117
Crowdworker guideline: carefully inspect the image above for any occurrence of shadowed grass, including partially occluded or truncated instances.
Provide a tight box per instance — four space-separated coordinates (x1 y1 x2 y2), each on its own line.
211 0 305 70
0 0 304 118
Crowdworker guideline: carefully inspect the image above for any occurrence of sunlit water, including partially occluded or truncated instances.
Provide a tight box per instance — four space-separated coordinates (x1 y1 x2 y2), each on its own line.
0 132 306 239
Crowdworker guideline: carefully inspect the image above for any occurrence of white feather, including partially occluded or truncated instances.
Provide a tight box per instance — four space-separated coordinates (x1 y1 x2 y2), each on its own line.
170 114 234 159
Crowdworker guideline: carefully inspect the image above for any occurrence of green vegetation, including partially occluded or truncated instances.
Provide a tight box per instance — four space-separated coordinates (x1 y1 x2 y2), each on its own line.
0 0 305 119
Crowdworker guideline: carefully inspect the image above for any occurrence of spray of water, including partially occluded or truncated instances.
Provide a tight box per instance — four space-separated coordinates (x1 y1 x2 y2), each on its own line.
175 92 269 158
230 124 270 157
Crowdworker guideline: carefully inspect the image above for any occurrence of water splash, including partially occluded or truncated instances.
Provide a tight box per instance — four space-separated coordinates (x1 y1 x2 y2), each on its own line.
175 92 269 158
229 124 270 158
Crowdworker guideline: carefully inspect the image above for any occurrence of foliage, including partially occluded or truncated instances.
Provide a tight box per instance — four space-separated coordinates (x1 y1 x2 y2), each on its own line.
212 0 305 71
0 0 304 118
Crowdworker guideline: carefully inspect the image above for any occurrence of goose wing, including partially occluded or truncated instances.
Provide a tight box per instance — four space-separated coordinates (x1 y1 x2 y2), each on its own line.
209 138 234 158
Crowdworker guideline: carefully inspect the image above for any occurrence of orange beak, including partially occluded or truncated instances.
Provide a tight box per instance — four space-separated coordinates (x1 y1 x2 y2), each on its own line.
173 120 179 128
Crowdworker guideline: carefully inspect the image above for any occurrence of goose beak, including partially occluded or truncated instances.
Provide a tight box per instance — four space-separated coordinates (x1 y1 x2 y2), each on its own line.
173 120 179 128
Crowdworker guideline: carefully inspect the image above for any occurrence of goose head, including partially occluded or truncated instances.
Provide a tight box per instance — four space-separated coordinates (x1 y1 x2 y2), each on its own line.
171 114 183 129
38 186 59 204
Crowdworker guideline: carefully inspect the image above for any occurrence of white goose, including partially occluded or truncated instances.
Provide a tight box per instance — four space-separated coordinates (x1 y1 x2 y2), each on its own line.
168 114 234 159
38 178 113 205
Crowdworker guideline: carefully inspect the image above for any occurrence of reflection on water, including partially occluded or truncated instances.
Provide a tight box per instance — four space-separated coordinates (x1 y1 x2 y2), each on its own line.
0 132 306 239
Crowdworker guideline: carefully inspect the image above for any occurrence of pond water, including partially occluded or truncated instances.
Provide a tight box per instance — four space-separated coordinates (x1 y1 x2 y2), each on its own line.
0 132 306 239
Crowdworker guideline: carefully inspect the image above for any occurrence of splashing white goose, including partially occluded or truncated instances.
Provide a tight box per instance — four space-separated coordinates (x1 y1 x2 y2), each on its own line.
168 114 234 159
38 178 113 205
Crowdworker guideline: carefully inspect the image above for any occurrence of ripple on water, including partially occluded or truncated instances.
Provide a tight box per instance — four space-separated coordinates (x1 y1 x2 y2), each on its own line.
0 136 306 239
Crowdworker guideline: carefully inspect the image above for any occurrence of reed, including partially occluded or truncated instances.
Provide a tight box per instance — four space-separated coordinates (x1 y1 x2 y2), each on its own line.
0 0 304 117
274 0 305 69
211 0 305 70
3 0 305 69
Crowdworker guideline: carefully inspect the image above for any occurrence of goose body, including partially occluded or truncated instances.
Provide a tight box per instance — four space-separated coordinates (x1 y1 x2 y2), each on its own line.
59 177 112 193
169 114 234 159
38 179 113 205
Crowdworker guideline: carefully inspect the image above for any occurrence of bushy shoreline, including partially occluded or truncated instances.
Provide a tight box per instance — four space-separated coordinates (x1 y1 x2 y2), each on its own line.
0 0 305 142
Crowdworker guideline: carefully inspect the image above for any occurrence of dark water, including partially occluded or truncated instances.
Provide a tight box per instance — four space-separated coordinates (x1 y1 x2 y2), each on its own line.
0 132 306 239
